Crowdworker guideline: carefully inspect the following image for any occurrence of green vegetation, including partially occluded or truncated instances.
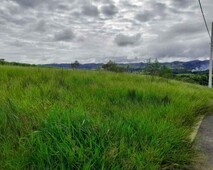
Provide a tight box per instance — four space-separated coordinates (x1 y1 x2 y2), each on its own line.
71 60 80 69
176 73 209 86
144 59 173 78
142 59 209 86
0 66 213 169
0 60 35 67
102 60 126 72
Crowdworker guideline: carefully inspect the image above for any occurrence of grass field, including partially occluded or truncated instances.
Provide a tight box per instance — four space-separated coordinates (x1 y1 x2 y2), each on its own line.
0 66 213 169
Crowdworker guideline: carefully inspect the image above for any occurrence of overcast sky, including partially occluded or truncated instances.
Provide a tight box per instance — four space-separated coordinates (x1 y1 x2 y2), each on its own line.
0 0 212 64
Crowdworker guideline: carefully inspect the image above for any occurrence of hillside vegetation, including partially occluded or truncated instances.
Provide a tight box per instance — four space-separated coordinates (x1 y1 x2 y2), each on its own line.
0 66 213 169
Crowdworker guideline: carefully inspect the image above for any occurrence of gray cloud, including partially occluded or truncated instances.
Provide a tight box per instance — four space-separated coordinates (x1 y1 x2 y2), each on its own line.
114 33 142 46
135 2 168 22
54 29 75 42
12 0 44 8
34 20 47 32
156 21 205 43
0 0 213 64
170 0 192 8
101 4 118 16
82 4 99 17
135 11 155 22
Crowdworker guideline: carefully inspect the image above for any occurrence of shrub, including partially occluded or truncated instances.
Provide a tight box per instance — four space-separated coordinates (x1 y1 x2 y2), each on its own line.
102 60 126 72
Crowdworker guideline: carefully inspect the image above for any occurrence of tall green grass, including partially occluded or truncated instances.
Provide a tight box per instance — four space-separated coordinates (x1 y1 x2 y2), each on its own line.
0 66 212 169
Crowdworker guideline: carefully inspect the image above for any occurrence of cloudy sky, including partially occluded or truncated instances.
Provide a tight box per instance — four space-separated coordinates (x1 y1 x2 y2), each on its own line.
0 0 212 64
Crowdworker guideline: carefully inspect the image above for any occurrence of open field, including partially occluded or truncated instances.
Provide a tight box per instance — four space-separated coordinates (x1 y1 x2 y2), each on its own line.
0 66 213 169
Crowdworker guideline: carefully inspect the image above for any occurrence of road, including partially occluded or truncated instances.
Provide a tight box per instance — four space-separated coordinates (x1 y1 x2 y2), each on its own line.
193 115 213 170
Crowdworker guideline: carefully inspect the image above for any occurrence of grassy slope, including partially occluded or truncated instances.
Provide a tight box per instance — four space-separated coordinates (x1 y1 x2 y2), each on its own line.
0 66 213 170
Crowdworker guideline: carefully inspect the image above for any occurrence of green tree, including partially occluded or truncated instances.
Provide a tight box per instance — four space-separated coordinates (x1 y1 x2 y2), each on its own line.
159 65 172 78
71 60 80 69
144 59 160 75
144 59 172 78
102 60 125 72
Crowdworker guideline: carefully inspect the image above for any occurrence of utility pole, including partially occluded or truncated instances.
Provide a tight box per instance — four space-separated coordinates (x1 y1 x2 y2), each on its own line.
208 22 213 88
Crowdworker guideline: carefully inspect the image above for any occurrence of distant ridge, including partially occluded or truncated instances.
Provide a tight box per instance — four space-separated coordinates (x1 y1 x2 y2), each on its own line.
0 59 208 72
43 60 209 72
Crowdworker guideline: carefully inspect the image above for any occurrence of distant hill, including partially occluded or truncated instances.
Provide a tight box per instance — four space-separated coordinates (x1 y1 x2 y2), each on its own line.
43 60 209 73
43 63 103 70
0 59 209 73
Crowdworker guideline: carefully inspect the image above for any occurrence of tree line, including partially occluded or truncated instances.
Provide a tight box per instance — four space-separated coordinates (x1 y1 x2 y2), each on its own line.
71 59 172 78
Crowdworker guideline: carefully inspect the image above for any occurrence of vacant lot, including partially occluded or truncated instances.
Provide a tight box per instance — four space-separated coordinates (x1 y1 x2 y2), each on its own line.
0 66 212 169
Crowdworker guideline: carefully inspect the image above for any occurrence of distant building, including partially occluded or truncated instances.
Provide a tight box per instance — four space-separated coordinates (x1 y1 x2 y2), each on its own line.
0 59 5 62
